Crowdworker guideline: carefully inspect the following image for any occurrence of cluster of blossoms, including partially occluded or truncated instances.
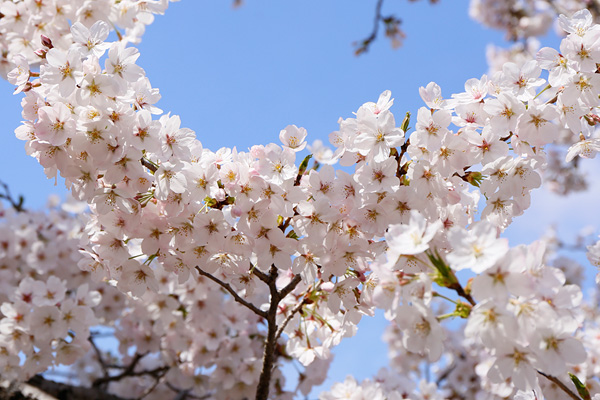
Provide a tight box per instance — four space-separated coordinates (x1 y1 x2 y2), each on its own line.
471 1 600 196
0 198 287 399
3 0 600 399
321 231 600 399
0 199 101 380
0 0 179 78
469 0 600 41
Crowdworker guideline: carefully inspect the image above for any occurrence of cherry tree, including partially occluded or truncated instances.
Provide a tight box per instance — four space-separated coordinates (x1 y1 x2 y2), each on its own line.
1 1 600 400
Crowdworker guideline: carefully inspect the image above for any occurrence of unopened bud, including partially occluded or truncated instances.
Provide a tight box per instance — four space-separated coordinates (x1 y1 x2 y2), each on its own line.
400 111 411 133
34 49 47 59
40 35 53 49
465 171 483 187
22 82 33 93
355 270 366 282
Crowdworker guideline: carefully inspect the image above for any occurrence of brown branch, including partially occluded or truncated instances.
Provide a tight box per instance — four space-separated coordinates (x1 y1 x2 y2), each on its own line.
88 336 109 379
92 353 145 388
136 367 169 400
355 0 385 55
24 375 129 400
195 266 267 318
251 264 303 399
255 265 280 400
275 298 306 341
278 274 302 301
450 282 476 307
251 265 271 285
0 180 25 212
140 158 158 173
537 371 580 400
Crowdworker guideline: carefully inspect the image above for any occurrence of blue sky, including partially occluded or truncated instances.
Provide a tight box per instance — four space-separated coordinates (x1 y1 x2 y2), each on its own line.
2 0 599 396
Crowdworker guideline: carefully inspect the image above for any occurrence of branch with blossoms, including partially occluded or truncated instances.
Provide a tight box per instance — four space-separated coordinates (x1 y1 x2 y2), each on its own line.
4 1 600 400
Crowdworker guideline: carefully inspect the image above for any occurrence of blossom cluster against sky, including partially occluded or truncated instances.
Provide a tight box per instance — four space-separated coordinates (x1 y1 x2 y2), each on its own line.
2 0 599 395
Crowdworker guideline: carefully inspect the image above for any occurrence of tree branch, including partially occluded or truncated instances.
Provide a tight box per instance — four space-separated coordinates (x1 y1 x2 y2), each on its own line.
255 265 280 400
0 180 25 212
24 375 129 400
537 371 580 400
275 298 306 341
93 353 145 388
195 266 267 318
251 265 271 285
88 336 110 380
355 0 385 55
136 367 169 400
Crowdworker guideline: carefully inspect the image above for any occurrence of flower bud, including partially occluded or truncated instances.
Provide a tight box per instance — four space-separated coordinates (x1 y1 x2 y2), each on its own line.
40 35 53 49
34 49 47 59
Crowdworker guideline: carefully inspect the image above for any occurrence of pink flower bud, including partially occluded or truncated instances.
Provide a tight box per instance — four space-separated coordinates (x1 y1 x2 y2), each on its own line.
40 35 53 49
34 49 47 59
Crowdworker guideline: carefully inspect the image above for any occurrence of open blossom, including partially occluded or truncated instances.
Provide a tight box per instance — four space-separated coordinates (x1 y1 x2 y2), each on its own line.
40 48 84 97
354 108 404 162
566 138 600 162
279 125 307 151
515 103 559 147
159 114 196 160
395 301 445 362
566 119 600 162
71 21 111 57
35 103 76 146
7 54 29 93
419 82 447 109
385 210 442 261
447 221 508 273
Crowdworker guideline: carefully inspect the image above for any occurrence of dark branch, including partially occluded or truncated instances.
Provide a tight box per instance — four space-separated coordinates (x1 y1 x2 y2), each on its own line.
93 353 145 388
195 266 267 318
0 180 25 212
278 274 302 301
88 336 110 379
140 158 158 173
275 297 306 341
355 0 385 55
24 375 129 400
255 265 280 400
136 367 169 400
537 371 580 400
251 265 271 285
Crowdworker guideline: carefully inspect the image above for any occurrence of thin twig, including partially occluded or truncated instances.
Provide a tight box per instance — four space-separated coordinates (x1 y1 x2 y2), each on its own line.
0 180 25 212
88 336 110 379
195 266 267 318
275 298 306 341
93 353 145 388
166 383 211 400
537 371 580 400
355 0 385 55
137 367 169 400
450 282 476 307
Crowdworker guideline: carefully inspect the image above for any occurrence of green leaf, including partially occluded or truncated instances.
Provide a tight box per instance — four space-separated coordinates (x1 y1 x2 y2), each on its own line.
569 373 591 400
295 154 313 185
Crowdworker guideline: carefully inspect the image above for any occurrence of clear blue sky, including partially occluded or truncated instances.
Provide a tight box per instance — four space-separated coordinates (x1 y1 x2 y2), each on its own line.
1 0 598 396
